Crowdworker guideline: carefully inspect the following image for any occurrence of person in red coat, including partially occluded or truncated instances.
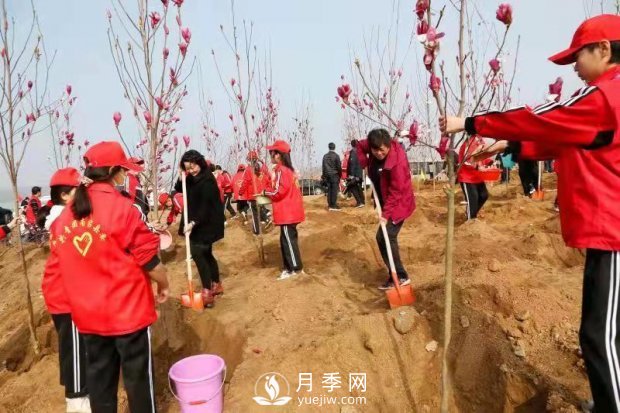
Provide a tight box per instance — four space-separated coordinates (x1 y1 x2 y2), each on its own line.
215 165 237 219
44 141 169 412
357 129 415 290
263 140 305 280
158 193 182 227
24 186 42 227
440 15 620 411
40 167 91 412
0 216 19 242
457 135 492 220
240 151 271 235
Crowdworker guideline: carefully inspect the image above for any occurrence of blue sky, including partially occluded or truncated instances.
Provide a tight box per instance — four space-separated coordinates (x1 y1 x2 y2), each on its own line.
1 0 615 192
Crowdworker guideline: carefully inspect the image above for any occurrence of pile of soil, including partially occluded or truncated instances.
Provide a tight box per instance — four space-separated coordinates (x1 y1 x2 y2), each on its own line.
0 173 588 412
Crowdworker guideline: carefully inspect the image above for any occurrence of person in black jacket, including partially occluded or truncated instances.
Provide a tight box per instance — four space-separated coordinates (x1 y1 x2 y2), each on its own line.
321 142 342 211
175 150 225 307
346 139 365 208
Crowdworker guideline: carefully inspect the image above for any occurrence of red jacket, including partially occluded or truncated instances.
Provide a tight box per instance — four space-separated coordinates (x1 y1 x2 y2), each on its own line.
341 151 350 179
466 66 620 250
0 225 9 241
43 183 160 334
264 164 305 225
457 136 487 184
240 164 271 201
232 171 245 201
218 172 234 194
25 196 41 225
357 139 415 224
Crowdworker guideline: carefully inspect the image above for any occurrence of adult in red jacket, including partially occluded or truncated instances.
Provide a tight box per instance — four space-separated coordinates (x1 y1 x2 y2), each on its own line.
263 140 305 280
240 151 271 235
215 165 237 218
440 15 620 411
458 135 491 220
41 168 91 412
232 164 249 219
357 129 415 290
24 186 42 227
44 141 169 412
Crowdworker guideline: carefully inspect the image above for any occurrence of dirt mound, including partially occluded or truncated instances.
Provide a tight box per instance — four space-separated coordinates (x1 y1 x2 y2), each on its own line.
0 173 590 412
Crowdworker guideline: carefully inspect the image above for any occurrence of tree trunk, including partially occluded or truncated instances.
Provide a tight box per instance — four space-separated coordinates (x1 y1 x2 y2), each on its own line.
441 152 456 413
11 182 40 355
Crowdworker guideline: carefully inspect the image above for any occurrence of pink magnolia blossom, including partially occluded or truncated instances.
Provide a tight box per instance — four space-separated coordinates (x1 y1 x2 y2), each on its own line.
548 77 564 102
150 12 161 28
408 121 419 146
164 24 170 35
59 140 65 146
155 97 165 109
143 110 152 126
237 94 243 101
113 112 122 126
397 68 403 77
27 80 33 90
0 48 5 58
173 136 179 146
172 0 184 6
496 4 513 26
66 85 72 96
26 113 36 123
425 27 445 43
106 9 112 19
228 114 234 121
233 126 238 133
17 90 23 99
170 68 178 85
179 42 188 57
489 59 501 73
181 27 191 43
340 103 346 109
417 20 429 36
423 49 436 71
163 47 169 59
415 0 429 20
230 78 236 87
176 15 182 26
437 136 450 158
183 135 190 147
336 84 352 102
84 140 90 147
161 0 169 7
429 74 441 93
55 110 59 118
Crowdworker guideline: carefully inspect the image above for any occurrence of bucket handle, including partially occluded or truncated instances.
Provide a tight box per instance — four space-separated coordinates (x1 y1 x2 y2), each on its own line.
168 366 227 406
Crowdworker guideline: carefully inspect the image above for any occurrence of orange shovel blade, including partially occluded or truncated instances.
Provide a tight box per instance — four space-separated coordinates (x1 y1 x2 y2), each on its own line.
385 285 415 309
181 292 204 311
532 190 544 201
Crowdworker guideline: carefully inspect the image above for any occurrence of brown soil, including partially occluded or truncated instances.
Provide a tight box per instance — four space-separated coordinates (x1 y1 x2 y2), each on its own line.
0 173 589 412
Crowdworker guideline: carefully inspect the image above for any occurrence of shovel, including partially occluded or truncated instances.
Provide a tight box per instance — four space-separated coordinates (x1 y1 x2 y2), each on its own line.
179 171 204 311
368 181 415 308
532 160 544 201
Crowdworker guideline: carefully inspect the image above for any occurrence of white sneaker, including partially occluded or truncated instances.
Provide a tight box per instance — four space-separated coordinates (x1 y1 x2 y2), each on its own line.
66 397 91 413
277 271 293 280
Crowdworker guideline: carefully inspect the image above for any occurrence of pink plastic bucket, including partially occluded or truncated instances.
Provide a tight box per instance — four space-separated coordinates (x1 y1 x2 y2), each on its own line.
169 354 226 413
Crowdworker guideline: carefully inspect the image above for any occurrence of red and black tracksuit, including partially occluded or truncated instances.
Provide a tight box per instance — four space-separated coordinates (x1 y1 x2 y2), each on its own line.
457 136 491 220
217 171 237 218
465 66 620 412
44 183 161 412
264 164 305 272
240 163 271 235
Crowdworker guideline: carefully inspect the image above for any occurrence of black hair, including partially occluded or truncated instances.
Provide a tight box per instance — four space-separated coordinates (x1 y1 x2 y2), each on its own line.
36 205 51 229
367 128 392 149
50 185 76 206
351 139 358 148
180 150 216 182
215 165 222 171
270 150 295 172
72 166 122 219
328 142 336 150
585 40 620 63
32 186 41 195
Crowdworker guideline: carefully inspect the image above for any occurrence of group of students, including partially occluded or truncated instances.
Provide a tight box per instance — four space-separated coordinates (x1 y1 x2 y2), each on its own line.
35 136 307 412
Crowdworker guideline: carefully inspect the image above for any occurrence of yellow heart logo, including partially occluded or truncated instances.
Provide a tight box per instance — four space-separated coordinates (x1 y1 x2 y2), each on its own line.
73 232 93 257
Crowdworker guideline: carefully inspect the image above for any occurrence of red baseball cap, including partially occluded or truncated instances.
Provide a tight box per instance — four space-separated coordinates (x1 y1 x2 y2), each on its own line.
50 167 81 187
549 14 620 65
128 157 145 173
83 141 142 172
158 193 171 206
266 140 291 154
237 164 246 171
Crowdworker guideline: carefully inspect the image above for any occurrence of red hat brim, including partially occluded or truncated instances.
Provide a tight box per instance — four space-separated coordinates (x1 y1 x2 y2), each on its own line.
548 46 581 65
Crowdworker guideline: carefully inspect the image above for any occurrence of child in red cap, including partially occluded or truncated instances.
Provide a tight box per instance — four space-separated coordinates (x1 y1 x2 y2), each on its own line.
441 14 620 411
41 168 91 412
263 140 305 279
44 141 169 412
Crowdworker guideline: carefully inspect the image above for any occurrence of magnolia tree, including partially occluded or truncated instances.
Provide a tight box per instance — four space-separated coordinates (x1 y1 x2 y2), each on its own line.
48 85 90 169
287 102 315 178
0 0 59 354
107 0 194 211
413 0 517 410
196 69 226 167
